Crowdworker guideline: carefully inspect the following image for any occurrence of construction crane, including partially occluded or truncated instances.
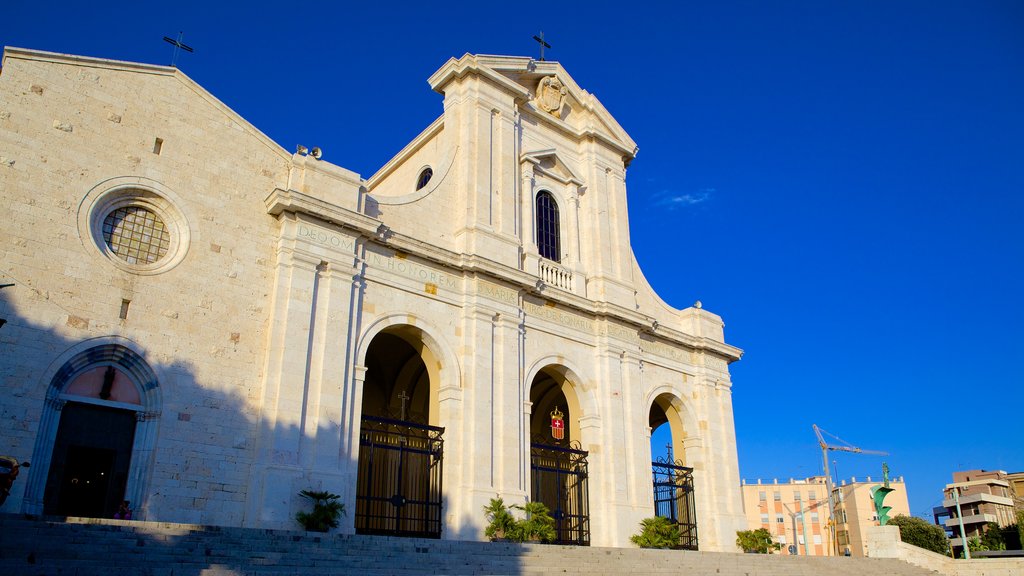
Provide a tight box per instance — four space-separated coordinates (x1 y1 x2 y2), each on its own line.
813 424 889 555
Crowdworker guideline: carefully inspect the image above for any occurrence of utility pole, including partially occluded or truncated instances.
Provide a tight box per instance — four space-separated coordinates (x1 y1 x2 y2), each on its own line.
953 488 971 559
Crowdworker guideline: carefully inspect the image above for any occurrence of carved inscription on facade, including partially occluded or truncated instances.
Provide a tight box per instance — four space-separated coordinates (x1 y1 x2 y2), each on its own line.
365 248 458 290
523 299 594 332
702 354 729 372
641 338 689 363
478 281 519 306
297 224 355 251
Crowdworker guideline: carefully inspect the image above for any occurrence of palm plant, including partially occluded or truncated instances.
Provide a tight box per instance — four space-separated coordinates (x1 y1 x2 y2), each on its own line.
295 489 346 532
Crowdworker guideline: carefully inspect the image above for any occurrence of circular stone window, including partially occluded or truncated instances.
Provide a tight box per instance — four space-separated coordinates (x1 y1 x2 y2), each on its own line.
79 179 192 275
102 205 171 265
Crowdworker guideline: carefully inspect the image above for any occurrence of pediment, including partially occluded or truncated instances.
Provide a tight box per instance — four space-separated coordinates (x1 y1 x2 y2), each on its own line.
430 54 638 161
521 149 584 187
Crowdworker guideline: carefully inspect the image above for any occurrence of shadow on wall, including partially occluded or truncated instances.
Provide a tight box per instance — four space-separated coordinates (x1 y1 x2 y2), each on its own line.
0 296 497 574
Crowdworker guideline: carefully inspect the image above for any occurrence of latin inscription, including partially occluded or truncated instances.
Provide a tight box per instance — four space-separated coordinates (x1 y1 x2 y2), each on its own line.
366 250 458 290
523 300 594 332
297 224 355 251
478 281 518 305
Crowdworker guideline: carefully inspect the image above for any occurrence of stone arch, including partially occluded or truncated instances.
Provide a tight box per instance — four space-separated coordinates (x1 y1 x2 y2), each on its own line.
23 337 161 518
524 357 597 445
645 384 701 465
355 314 461 425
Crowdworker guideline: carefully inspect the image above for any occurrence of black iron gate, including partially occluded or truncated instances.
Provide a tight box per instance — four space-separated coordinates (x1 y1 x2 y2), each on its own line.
356 415 444 538
530 441 590 545
652 458 698 550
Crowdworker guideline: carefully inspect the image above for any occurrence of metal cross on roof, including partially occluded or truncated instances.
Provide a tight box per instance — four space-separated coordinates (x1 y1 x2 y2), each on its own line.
163 32 194 68
532 31 551 61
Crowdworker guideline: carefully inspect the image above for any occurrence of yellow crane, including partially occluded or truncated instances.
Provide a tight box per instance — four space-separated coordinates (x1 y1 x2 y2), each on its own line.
813 424 888 555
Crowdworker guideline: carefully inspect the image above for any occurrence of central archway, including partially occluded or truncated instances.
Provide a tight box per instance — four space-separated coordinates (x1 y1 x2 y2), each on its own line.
355 326 444 539
528 365 590 545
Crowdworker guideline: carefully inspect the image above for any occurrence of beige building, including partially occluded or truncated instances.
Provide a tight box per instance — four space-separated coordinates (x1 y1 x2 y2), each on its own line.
833 475 911 557
740 477 830 556
740 474 911 557
933 469 1017 553
0 47 748 549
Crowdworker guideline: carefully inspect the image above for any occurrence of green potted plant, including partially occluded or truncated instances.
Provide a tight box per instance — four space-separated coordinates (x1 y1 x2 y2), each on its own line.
484 497 517 541
630 516 681 549
295 489 346 532
511 500 556 543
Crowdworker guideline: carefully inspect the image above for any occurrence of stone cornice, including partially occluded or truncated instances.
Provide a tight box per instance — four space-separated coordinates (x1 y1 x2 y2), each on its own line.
265 188 741 362
428 54 531 101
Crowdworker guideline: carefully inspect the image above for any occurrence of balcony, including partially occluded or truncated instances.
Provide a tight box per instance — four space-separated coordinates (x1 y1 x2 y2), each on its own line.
945 513 998 528
538 260 574 292
942 493 1013 508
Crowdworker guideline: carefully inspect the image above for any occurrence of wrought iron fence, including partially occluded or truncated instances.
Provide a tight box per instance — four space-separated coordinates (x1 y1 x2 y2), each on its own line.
355 415 444 538
652 457 698 550
531 440 590 545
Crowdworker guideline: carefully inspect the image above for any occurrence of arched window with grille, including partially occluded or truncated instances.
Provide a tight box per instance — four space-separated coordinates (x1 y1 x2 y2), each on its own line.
536 190 561 262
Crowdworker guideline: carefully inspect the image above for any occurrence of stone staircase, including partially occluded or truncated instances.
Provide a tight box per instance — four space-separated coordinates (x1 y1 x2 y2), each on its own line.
0 514 941 576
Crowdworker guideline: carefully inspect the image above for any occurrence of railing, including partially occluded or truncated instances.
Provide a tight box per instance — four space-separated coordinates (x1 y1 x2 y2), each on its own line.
538 260 574 292
652 458 698 550
531 440 590 546
355 415 444 539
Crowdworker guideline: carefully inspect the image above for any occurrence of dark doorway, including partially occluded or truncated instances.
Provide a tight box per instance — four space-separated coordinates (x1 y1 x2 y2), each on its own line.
356 330 444 538
44 402 136 518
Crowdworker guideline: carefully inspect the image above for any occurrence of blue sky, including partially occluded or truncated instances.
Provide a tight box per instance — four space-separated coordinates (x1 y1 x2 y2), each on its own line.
5 1 1023 519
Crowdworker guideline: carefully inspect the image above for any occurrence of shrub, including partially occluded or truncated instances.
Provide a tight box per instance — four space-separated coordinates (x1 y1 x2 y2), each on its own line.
736 528 780 553
630 516 681 549
888 515 949 555
295 490 346 532
483 498 556 543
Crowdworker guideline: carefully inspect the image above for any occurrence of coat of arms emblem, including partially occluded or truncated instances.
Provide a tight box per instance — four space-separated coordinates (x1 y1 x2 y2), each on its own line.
550 406 565 440
536 76 567 115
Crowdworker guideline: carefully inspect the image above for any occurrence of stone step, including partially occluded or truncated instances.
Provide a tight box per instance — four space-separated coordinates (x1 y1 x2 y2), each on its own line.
0 514 942 576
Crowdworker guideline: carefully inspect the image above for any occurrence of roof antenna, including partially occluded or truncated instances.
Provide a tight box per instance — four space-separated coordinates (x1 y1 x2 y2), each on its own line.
532 31 551 61
163 32 194 67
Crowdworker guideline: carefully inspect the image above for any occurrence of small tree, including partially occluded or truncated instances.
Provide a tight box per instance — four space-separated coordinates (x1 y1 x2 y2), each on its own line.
979 521 1006 551
295 490 346 532
631 516 681 549
888 515 949 555
736 528 779 553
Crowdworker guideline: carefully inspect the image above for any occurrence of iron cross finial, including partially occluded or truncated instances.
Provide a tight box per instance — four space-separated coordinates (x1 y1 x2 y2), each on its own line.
163 31 194 68
532 31 551 61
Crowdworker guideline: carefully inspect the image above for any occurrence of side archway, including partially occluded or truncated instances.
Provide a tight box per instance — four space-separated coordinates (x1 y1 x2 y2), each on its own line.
24 338 161 518
646 388 700 550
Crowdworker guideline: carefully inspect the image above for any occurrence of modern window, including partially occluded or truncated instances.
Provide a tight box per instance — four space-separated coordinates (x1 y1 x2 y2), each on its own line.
759 491 766 501
794 491 801 501
776 515 784 523
760 513 769 524
774 491 781 501
536 190 561 262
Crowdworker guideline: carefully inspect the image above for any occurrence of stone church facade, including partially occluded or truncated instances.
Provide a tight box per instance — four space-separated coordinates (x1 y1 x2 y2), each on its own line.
0 47 746 549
